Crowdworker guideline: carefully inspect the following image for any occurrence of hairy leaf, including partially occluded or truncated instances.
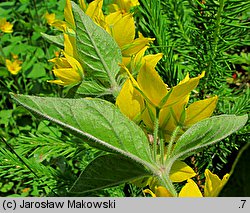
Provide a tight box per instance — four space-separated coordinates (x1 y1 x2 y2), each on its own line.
12 94 154 169
70 154 152 194
72 2 122 84
171 114 248 160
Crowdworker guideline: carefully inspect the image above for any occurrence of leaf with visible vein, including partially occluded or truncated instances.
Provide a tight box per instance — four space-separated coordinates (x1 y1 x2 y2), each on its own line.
72 2 122 85
12 94 155 171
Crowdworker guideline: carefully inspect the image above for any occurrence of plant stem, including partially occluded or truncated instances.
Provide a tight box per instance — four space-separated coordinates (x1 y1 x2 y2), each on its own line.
166 126 180 160
159 163 177 197
159 137 165 165
153 108 160 161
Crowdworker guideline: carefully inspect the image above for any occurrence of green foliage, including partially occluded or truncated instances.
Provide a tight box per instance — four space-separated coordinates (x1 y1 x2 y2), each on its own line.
11 93 248 196
171 115 248 160
137 0 249 92
70 154 151 194
137 0 249 178
0 0 249 197
11 94 153 165
72 2 122 98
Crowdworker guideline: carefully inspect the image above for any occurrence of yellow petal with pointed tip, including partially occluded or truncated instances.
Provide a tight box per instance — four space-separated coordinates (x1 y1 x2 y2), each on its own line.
116 79 144 120
204 169 229 197
79 0 87 11
122 35 154 56
111 13 135 48
137 63 167 106
51 67 82 86
179 73 190 84
144 53 164 69
65 0 75 28
179 179 203 197
64 33 74 57
185 96 218 127
164 72 205 107
47 79 65 86
86 0 105 25
170 160 196 182
105 11 123 26
64 52 84 76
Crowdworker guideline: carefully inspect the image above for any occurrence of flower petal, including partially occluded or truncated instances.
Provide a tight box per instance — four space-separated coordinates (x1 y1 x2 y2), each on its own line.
155 186 173 197
137 62 167 106
116 79 144 121
204 169 229 197
111 13 135 48
122 34 154 56
170 160 196 182
65 0 75 28
185 96 218 127
179 179 203 197
163 72 205 107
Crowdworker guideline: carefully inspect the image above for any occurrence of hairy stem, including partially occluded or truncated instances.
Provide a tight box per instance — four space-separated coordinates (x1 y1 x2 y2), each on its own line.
153 108 160 161
166 126 180 161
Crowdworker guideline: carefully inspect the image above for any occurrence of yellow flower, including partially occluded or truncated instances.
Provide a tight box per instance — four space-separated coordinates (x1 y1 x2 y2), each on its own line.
48 33 83 86
204 169 229 197
170 160 196 182
116 51 217 140
105 12 154 57
85 0 105 26
48 52 83 86
0 18 13 33
145 169 229 197
179 169 229 197
44 12 56 25
5 59 22 75
109 0 140 13
82 1 153 57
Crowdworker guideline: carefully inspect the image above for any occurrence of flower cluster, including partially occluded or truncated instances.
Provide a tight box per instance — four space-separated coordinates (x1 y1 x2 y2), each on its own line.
46 0 151 86
116 56 218 140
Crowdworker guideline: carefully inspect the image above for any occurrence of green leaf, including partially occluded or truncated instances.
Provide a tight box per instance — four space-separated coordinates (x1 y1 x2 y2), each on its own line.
41 33 64 47
26 63 46 78
71 2 122 85
11 94 154 169
219 143 250 197
0 67 9 77
76 80 110 96
70 154 152 194
171 114 248 160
